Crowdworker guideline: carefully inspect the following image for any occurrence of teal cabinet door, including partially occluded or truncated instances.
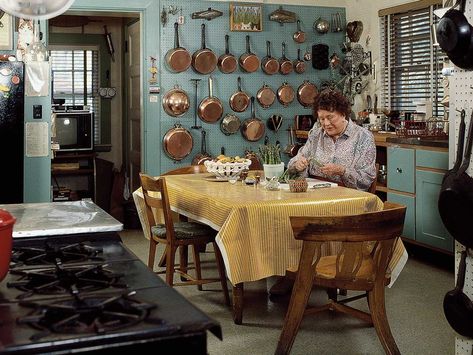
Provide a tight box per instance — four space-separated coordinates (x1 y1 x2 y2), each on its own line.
387 147 415 193
387 192 416 240
415 169 453 252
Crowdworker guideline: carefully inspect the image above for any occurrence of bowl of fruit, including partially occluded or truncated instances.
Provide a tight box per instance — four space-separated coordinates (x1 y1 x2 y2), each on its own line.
204 155 252 180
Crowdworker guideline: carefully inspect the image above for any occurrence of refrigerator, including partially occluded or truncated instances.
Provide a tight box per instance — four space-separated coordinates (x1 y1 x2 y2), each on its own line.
0 61 24 203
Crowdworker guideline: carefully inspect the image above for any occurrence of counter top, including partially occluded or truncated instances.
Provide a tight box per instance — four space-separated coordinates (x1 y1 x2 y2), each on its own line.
0 201 123 238
385 136 448 148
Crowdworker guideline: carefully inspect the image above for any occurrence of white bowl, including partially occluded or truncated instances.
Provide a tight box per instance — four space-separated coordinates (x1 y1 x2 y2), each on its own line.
204 159 252 180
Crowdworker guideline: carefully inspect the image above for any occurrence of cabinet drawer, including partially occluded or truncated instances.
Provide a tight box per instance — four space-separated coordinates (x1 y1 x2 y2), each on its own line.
387 147 415 193
387 192 415 240
416 150 448 170
415 170 453 252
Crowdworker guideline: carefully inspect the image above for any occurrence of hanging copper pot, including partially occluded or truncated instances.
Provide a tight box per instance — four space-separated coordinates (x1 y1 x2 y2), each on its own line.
229 76 250 112
239 35 260 73
293 48 305 74
218 34 237 74
162 124 194 161
279 42 293 75
297 81 318 108
241 97 265 142
256 83 276 109
165 22 191 73
277 82 295 107
192 23 217 74
198 76 223 123
162 85 190 117
261 40 279 75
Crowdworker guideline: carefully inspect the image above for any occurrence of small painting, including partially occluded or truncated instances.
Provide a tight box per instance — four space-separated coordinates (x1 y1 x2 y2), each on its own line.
230 3 263 32
0 13 14 50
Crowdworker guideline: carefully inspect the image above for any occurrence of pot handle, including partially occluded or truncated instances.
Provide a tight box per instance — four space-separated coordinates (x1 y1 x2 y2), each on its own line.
238 76 242 92
282 41 286 58
251 96 256 119
201 23 206 49
201 129 207 154
246 35 251 54
174 22 180 48
208 75 213 98
266 40 271 57
225 34 230 54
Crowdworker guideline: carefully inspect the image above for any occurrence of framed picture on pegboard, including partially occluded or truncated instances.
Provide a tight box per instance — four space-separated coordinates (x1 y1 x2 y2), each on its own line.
230 3 263 32
0 13 14 50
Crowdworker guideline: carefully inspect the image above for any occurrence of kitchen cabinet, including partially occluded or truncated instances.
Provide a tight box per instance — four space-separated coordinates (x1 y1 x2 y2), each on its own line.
387 147 415 193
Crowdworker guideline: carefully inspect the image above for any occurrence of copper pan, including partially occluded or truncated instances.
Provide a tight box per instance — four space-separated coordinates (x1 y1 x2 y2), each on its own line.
277 82 295 107
162 85 190 117
198 76 223 123
220 113 241 135
163 124 194 161
239 35 260 73
241 97 265 142
165 22 191 73
192 23 217 74
229 76 250 112
261 40 279 75
218 34 237 74
256 83 276 109
279 42 293 75
293 48 306 74
297 80 318 108
293 20 306 43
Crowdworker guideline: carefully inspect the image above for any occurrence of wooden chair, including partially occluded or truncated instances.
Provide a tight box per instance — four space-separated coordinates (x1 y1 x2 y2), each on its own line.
162 165 208 176
275 202 406 355
368 163 380 194
139 173 230 306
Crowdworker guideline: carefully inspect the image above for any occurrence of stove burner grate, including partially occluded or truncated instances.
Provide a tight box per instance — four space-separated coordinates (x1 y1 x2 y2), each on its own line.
17 291 159 340
11 242 104 267
8 263 127 299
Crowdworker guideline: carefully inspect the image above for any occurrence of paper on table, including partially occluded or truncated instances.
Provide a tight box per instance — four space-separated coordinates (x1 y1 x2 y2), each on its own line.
279 178 338 190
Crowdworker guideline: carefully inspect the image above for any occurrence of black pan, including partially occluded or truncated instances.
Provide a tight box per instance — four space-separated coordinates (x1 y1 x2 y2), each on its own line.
443 250 473 338
438 110 473 248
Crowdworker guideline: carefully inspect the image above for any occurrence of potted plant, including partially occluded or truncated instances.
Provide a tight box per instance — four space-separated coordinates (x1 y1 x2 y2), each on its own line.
258 143 285 179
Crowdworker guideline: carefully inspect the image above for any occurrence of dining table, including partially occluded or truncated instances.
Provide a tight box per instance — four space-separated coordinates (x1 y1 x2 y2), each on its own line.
133 173 408 324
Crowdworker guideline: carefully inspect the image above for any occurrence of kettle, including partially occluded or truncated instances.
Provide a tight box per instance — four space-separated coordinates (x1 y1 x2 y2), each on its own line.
0 209 15 282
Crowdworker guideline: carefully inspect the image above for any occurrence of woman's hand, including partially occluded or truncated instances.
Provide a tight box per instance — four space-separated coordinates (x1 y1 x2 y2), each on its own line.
320 163 345 177
293 157 309 172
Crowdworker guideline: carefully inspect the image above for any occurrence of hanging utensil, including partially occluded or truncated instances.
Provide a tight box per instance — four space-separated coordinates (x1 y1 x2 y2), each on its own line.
192 129 212 165
314 17 330 34
239 35 260 73
267 114 283 132
220 113 241 136
296 81 318 108
303 45 312 61
191 7 223 21
293 48 306 74
162 124 194 161
198 76 223 123
293 20 306 43
229 76 250 113
190 78 202 129
241 97 265 142
192 23 217 74
277 82 295 107
279 42 293 75
162 84 190 117
218 34 237 74
165 22 191 73
104 25 115 62
269 6 297 26
256 83 276 109
261 41 279 75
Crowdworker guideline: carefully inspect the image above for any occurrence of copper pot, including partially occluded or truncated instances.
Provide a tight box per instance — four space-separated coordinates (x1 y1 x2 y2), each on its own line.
192 23 217 74
163 124 194 161
218 34 237 74
239 35 260 73
220 113 241 135
241 97 265 142
198 76 223 123
293 48 306 74
229 76 250 112
261 41 279 75
162 85 190 117
279 42 293 75
297 81 318 108
256 83 276 109
165 22 191 73
293 20 306 43
277 82 295 107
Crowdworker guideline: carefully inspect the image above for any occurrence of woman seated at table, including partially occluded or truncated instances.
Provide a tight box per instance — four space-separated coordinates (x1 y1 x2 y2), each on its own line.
288 89 376 191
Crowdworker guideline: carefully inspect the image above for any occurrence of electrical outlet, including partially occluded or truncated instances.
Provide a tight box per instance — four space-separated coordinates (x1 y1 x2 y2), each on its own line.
33 105 42 119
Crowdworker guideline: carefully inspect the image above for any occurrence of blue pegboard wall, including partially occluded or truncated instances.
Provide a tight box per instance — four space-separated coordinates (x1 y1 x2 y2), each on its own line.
158 1 346 173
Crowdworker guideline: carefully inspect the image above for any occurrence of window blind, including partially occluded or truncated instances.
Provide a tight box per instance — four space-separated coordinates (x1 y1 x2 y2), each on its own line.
380 4 444 116
50 50 100 144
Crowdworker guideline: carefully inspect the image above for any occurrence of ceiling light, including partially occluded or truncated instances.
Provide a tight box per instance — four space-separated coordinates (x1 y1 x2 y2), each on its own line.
0 0 75 20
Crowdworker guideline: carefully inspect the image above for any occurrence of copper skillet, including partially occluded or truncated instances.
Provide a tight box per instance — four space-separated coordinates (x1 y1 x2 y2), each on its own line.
279 42 293 75
198 76 223 123
261 41 279 75
241 97 265 142
162 123 193 161
165 22 191 73
297 80 318 108
218 34 237 74
256 83 276 109
293 48 306 74
293 20 306 43
277 82 295 107
229 76 250 112
192 23 217 74
239 35 260 73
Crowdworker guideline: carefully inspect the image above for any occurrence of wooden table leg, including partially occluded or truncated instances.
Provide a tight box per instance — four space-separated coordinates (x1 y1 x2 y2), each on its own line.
232 283 244 324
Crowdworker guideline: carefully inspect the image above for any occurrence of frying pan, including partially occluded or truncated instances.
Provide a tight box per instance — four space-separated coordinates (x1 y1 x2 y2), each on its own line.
293 48 306 74
443 250 473 338
229 77 250 113
438 109 473 248
256 84 276 109
218 34 237 74
279 42 293 75
198 76 223 123
241 97 265 142
293 20 306 43
192 23 217 75
239 35 260 73
220 113 241 136
436 0 471 58
192 129 212 165
162 85 190 117
261 41 279 75
162 124 194 161
165 22 191 73
277 82 295 107
297 80 318 108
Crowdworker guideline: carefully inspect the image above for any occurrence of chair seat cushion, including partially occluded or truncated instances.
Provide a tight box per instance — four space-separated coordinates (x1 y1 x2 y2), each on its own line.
315 255 375 281
151 221 216 240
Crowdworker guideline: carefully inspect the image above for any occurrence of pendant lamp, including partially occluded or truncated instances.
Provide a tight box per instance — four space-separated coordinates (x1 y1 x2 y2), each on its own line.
0 0 75 20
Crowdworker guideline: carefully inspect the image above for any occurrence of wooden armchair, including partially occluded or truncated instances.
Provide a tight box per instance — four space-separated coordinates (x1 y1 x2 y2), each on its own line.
276 202 406 355
139 173 230 306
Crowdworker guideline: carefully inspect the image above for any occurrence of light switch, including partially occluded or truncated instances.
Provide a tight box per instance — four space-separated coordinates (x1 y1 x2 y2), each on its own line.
33 105 42 119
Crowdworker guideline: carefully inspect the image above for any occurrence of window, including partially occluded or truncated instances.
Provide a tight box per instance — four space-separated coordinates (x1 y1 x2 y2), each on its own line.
380 1 444 116
50 49 100 144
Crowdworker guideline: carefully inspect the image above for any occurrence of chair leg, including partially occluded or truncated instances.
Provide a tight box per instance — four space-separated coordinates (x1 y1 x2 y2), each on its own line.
166 245 177 286
157 248 167 267
147 238 158 270
368 283 400 355
180 246 189 282
212 241 230 306
193 244 203 291
276 243 317 355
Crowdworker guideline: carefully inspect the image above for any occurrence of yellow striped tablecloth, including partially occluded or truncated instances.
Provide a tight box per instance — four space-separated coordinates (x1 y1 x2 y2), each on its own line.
133 174 408 286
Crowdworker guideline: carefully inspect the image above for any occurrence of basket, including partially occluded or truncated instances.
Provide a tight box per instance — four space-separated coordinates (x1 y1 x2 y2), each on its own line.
394 120 448 139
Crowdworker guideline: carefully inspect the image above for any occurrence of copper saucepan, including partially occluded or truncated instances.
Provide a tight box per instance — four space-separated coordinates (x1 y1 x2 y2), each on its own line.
163 123 194 161
293 48 306 74
162 85 190 117
220 113 241 135
277 82 295 107
241 97 265 142
229 76 250 112
198 76 223 123
239 35 260 73
256 83 276 109
261 40 279 75
218 34 237 74
293 20 306 43
192 23 217 74
279 42 293 75
165 22 191 73
297 80 318 108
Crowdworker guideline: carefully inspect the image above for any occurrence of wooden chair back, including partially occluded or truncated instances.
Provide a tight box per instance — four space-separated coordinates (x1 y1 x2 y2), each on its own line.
290 202 406 286
368 163 379 194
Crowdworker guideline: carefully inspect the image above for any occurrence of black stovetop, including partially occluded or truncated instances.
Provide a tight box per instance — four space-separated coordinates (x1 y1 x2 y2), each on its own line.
0 232 221 354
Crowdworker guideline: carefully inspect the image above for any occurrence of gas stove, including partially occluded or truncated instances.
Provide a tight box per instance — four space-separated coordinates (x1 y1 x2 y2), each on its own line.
0 232 221 354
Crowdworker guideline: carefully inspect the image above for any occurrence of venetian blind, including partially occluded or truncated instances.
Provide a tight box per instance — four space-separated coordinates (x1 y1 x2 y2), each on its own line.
50 50 100 144
380 4 444 116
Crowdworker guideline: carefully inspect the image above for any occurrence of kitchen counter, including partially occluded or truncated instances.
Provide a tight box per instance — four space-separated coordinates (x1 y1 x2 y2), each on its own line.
0 200 123 238
385 136 448 148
